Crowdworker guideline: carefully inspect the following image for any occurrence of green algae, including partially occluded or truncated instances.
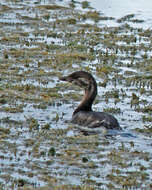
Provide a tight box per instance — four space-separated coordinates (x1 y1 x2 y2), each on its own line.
81 1 90 9
36 5 68 10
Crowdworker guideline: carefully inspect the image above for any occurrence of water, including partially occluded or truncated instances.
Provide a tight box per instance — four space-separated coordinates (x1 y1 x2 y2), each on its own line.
91 0 152 28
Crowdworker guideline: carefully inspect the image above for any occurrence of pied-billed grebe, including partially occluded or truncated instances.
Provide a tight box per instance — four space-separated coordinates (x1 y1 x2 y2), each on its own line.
60 71 121 130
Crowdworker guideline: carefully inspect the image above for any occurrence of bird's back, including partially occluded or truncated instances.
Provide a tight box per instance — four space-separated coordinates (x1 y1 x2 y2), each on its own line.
72 111 121 130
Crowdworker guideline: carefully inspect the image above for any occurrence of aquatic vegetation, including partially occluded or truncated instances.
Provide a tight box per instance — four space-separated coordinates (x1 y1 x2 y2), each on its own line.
36 5 68 10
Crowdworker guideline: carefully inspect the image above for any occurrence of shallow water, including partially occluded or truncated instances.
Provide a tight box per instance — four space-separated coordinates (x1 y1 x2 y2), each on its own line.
91 0 152 28
0 0 152 189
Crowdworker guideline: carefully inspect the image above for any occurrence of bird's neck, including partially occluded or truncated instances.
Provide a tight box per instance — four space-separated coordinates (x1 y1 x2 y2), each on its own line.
73 81 97 115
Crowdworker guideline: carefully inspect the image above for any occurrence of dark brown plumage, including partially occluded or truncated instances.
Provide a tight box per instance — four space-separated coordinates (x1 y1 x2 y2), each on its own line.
60 71 121 130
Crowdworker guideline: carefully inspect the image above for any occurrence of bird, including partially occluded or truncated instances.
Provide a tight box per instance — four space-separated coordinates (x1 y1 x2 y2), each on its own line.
60 71 121 130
